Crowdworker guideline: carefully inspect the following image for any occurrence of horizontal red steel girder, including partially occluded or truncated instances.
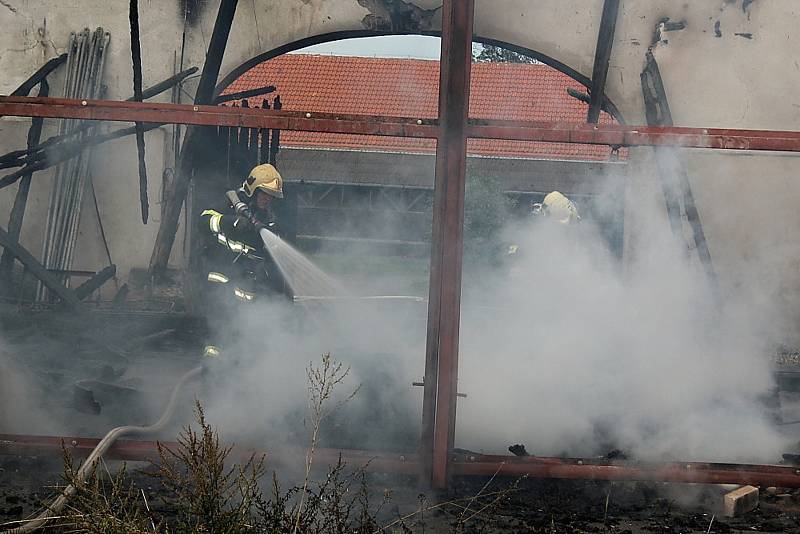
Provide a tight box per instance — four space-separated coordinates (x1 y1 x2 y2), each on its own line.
3 434 799 487
0 434 421 475
0 96 438 138
3 97 800 151
450 454 800 488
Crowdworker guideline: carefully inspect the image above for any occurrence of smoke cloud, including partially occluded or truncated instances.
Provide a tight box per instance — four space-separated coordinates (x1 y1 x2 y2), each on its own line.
2 157 793 469
456 178 790 462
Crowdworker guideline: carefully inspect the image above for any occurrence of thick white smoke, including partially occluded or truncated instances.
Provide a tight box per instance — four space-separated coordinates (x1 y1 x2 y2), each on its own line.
194 165 794 465
456 183 790 462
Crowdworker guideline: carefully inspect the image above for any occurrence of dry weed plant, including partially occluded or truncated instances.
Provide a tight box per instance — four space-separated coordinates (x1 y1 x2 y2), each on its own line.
12 353 521 533
155 401 265 533
292 352 361 533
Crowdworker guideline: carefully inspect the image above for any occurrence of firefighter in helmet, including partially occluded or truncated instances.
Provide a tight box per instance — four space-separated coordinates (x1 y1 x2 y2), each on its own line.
507 191 581 258
200 163 285 358
531 191 581 225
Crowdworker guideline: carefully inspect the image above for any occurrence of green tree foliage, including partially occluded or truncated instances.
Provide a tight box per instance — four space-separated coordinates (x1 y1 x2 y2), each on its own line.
421 169 516 267
472 44 538 64
463 170 517 267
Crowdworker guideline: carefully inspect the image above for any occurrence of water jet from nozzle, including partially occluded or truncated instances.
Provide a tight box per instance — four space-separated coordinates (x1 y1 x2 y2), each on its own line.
259 228 344 298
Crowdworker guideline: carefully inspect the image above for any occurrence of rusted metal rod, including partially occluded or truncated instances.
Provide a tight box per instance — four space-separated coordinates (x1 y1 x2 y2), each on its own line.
3 97 800 152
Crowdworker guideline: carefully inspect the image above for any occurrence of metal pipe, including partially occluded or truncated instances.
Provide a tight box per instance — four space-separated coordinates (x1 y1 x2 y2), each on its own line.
58 31 98 275
58 32 101 273
39 35 78 300
43 31 85 296
62 32 110 275
292 295 426 303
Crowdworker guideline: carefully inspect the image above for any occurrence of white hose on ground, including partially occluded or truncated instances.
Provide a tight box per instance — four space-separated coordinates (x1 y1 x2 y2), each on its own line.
292 295 426 303
6 365 203 534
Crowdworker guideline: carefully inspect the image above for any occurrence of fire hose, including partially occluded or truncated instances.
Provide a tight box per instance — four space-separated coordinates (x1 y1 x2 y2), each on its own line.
6 365 203 533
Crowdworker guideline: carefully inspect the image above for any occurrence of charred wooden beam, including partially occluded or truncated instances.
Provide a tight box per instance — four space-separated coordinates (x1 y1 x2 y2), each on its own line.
135 67 198 102
112 283 129 310
567 88 622 122
0 226 82 309
215 85 276 104
150 0 239 276
0 56 65 278
269 95 282 166
130 0 149 224
0 80 49 279
641 51 718 291
0 67 198 171
641 51 682 237
0 123 162 189
74 265 117 300
587 0 620 123
9 54 67 97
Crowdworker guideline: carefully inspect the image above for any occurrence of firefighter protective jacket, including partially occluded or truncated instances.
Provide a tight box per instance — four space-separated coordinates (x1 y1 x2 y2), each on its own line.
199 192 280 303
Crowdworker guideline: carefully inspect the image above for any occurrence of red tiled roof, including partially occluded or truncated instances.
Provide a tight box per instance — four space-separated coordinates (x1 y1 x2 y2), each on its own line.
223 54 619 161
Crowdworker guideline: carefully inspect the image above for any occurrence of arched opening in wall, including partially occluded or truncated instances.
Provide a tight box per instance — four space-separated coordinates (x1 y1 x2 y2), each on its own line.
203 34 627 266
188 35 629 454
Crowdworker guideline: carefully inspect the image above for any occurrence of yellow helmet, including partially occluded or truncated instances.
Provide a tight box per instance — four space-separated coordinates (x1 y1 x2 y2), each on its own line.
542 191 580 224
243 164 283 199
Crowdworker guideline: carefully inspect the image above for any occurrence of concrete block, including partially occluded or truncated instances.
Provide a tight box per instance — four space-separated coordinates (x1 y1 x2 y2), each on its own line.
723 485 759 517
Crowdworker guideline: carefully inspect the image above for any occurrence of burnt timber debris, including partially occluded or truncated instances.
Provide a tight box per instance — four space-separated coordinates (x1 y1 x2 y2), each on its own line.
587 0 620 124
129 0 149 224
358 0 442 32
149 0 239 277
640 50 718 294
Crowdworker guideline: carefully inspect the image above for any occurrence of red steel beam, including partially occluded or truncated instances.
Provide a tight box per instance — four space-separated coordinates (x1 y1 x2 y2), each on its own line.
0 434 420 476
467 119 800 152
421 0 474 491
3 97 800 151
451 454 800 488
3 434 799 487
0 96 437 138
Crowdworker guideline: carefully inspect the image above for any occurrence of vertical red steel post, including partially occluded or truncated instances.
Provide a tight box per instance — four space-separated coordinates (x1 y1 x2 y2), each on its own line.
420 0 474 490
